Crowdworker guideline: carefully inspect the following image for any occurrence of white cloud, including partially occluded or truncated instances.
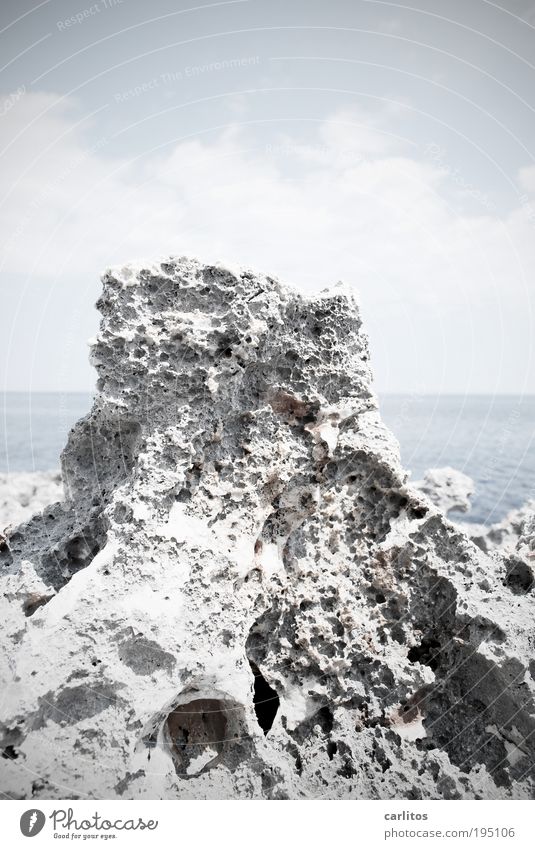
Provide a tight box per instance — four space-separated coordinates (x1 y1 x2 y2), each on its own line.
518 164 535 194
0 92 534 393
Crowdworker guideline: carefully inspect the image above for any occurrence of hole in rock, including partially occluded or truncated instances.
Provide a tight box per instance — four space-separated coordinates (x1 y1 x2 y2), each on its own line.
338 758 357 779
327 741 338 760
0 539 14 568
408 638 442 671
249 661 280 734
315 706 334 734
162 695 249 778
503 557 534 595
167 699 227 760
2 745 19 760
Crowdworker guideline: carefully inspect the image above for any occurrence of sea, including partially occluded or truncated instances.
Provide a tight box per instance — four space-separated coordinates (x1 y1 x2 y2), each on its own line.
1 392 534 526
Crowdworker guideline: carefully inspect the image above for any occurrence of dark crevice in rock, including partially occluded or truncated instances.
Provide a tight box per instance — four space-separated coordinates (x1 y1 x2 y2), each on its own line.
407 637 442 672
0 725 25 766
249 661 280 735
503 556 534 595
2 744 19 760
315 706 334 734
327 740 338 760
0 546 13 570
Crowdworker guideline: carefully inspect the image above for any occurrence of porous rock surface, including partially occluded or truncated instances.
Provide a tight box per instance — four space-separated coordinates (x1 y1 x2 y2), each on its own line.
462 501 535 560
413 467 474 517
0 471 63 532
413 467 535 564
1 258 534 801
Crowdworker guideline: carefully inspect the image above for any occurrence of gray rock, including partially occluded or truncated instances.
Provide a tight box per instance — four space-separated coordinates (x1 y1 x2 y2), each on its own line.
1 257 534 800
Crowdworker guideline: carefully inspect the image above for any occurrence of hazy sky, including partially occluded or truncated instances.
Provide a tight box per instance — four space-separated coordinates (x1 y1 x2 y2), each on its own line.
1 0 535 394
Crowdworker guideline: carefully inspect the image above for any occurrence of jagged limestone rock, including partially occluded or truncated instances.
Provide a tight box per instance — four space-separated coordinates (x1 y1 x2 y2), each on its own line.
0 471 63 532
464 501 535 560
413 467 535 573
413 467 474 516
1 258 534 800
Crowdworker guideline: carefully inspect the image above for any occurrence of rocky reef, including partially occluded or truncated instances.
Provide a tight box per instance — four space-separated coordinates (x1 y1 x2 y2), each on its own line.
413 466 535 563
413 467 474 518
0 258 534 800
0 471 63 533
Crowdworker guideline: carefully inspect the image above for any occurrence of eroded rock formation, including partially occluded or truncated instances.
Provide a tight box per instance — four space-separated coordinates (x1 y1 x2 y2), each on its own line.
413 467 474 517
1 258 534 800
413 466 535 566
0 471 63 532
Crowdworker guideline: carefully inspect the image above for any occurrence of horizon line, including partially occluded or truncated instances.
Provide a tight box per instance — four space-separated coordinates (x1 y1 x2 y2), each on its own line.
2 390 534 398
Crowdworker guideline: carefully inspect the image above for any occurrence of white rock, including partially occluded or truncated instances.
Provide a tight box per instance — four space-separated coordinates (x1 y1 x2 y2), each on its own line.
0 471 63 531
0 257 533 800
413 466 474 515
466 501 535 557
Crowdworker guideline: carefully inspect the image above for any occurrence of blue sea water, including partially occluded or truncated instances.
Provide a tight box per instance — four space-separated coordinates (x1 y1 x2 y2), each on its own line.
379 394 535 526
1 393 92 475
1 392 534 526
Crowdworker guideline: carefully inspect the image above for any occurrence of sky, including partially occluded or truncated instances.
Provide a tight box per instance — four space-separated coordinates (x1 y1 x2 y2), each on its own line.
1 0 535 395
